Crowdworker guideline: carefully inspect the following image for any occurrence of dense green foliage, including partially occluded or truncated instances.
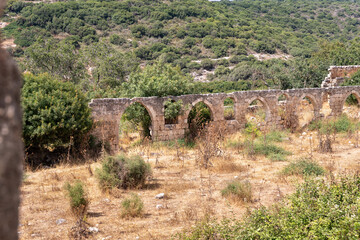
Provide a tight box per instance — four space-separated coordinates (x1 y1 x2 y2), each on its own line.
21 73 92 152
177 175 360 239
7 0 360 162
95 154 151 190
5 0 360 93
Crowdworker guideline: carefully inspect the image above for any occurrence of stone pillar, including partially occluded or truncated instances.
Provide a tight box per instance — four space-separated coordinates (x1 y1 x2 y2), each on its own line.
0 43 23 239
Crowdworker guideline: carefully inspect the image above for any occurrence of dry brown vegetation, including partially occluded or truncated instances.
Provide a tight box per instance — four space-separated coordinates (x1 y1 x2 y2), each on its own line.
19 105 360 240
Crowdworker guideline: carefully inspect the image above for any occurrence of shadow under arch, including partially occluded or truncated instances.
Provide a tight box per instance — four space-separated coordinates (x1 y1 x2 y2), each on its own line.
185 99 214 140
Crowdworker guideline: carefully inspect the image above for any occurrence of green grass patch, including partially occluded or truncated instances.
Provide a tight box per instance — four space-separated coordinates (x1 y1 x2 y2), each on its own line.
221 180 252 203
250 141 291 161
281 158 325 176
264 130 288 142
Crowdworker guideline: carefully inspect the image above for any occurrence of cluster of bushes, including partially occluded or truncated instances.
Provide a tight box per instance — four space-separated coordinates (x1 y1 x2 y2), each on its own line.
5 0 360 89
65 154 149 223
95 154 151 190
178 174 360 239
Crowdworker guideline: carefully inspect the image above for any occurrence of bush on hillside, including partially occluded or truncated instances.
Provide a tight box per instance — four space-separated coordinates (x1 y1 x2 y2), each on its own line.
96 154 151 190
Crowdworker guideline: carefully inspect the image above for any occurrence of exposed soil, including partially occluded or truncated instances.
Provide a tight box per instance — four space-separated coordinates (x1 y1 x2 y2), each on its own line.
19 127 360 239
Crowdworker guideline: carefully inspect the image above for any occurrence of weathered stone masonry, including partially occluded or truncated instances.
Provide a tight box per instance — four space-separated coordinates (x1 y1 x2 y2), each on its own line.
89 85 360 153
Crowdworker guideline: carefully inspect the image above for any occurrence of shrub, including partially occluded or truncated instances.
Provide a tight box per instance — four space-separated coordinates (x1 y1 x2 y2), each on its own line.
64 181 89 218
265 130 288 142
22 73 92 155
110 34 126 46
334 114 352 132
221 180 252 203
96 154 151 190
179 175 360 239
201 58 215 70
253 142 291 161
281 158 325 176
121 193 144 218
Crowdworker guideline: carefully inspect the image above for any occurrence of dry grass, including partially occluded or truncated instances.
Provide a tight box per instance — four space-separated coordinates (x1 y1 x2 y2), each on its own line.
19 128 360 240
212 155 247 173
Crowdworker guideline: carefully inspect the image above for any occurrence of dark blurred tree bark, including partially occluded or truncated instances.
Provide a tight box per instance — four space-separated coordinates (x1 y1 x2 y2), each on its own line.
0 0 23 237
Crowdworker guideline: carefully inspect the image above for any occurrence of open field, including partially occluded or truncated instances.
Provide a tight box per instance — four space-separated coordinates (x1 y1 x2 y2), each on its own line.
19 124 360 239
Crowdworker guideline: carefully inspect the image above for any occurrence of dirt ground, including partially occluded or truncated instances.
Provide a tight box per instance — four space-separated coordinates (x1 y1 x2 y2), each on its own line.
19 124 360 240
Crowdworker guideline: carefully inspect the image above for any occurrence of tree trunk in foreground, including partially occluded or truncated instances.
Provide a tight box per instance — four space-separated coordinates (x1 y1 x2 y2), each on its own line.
0 21 23 239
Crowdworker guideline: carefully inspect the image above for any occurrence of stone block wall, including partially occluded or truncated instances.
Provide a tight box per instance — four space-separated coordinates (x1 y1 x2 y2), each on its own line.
322 65 360 87
89 86 360 153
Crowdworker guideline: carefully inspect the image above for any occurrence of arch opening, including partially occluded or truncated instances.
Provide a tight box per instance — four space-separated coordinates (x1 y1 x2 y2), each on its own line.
164 99 180 125
246 99 267 126
224 97 235 120
320 93 331 118
119 102 153 144
187 102 212 139
298 96 315 128
342 93 360 119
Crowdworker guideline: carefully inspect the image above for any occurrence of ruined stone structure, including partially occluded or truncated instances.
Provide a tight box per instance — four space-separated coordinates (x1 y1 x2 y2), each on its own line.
0 32 23 239
89 85 360 153
322 65 360 87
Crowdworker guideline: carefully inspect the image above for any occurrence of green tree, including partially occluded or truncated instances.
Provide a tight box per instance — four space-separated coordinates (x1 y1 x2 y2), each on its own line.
81 41 138 90
122 62 194 137
25 38 85 84
22 73 92 154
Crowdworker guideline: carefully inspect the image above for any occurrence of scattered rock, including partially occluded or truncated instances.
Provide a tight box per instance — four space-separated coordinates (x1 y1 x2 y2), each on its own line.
156 204 163 209
155 193 165 199
103 198 110 203
102 236 112 240
234 176 238 179
88 227 99 233
56 219 66 225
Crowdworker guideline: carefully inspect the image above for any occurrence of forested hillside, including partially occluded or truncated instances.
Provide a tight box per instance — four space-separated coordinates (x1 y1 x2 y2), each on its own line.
3 0 360 95
4 0 360 163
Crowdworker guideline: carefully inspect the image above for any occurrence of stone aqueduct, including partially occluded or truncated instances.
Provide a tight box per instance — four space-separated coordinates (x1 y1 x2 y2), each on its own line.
89 85 360 153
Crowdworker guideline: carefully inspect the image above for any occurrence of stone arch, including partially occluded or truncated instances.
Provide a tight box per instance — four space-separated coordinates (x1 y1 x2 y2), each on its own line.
341 91 360 118
298 94 319 110
297 94 318 128
118 99 157 124
341 91 360 109
184 98 215 121
246 96 272 122
118 100 157 140
277 92 290 103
